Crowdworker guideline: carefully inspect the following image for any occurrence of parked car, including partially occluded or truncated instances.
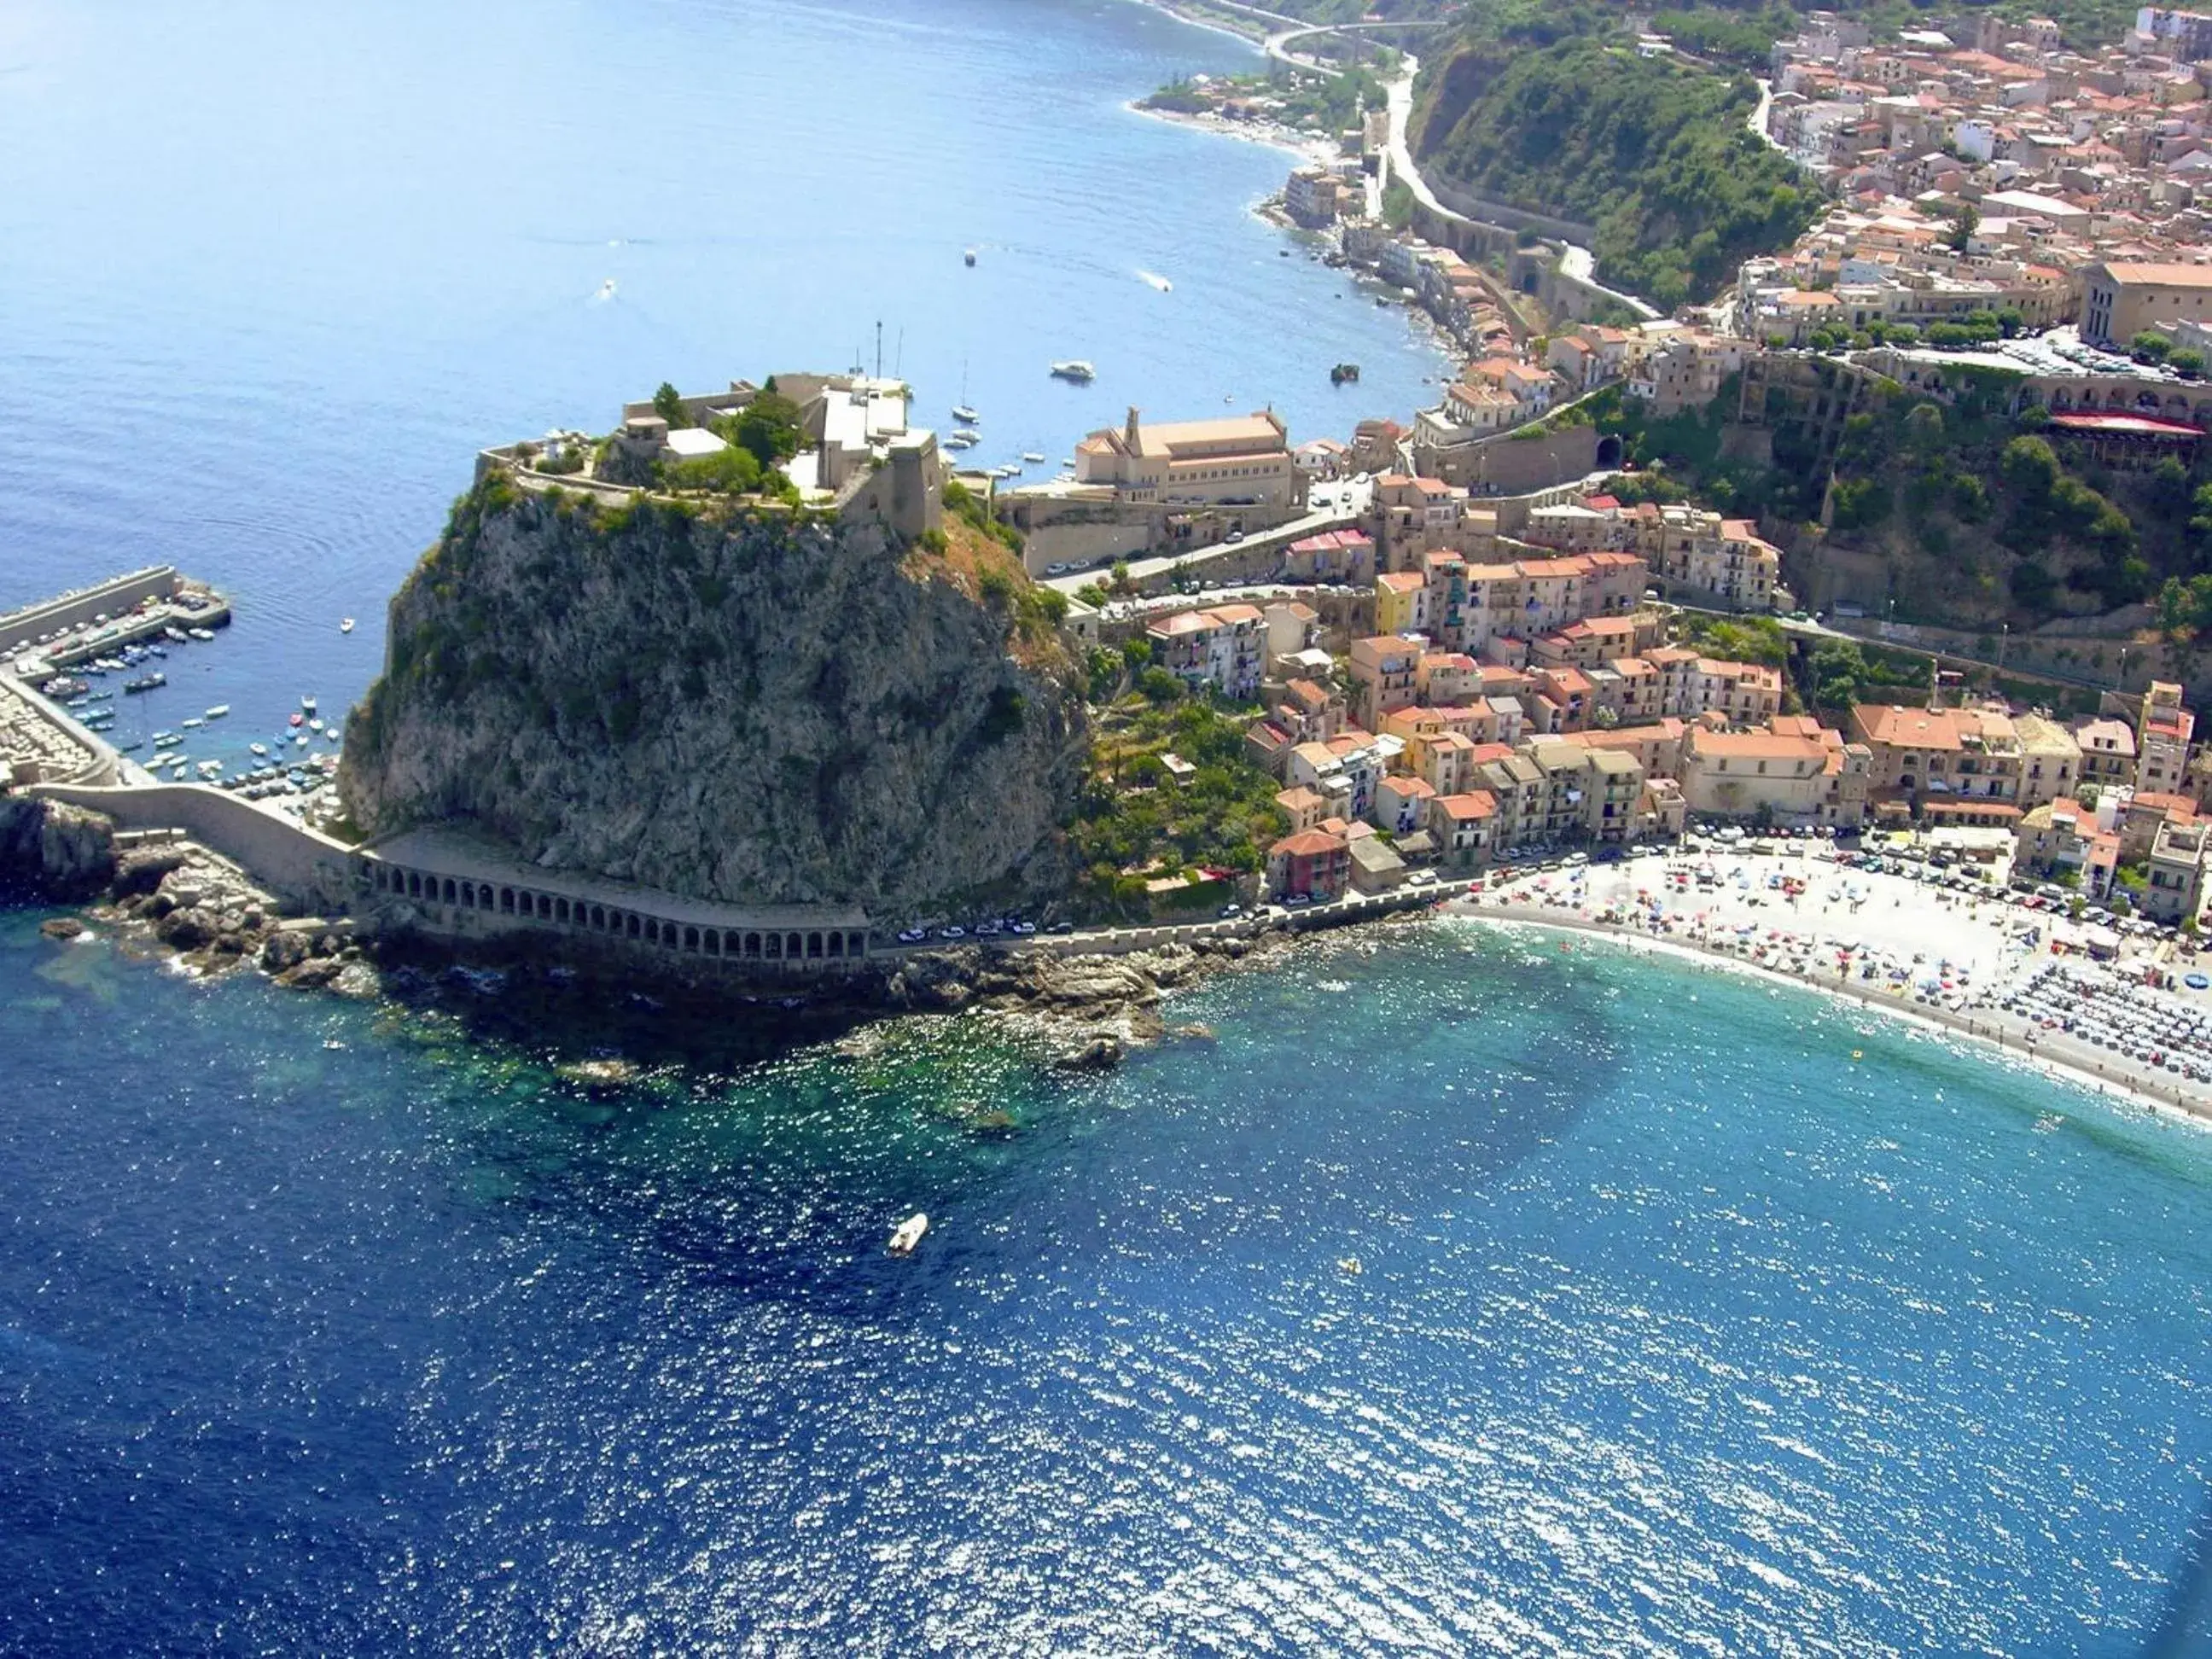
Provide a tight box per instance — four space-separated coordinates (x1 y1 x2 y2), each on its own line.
896 928 927 944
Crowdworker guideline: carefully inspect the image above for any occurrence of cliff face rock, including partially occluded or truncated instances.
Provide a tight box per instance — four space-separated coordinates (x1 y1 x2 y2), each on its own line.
339 480 1085 914
0 797 117 899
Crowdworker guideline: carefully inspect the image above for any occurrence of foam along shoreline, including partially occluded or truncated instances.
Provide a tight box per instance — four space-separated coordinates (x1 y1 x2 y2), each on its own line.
1449 853 2212 1125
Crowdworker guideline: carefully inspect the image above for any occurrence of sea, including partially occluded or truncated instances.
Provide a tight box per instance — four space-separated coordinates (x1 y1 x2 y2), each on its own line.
3 2 2211 1655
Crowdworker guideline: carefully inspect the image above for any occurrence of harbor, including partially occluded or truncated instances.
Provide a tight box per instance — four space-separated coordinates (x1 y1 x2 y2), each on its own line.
0 567 351 828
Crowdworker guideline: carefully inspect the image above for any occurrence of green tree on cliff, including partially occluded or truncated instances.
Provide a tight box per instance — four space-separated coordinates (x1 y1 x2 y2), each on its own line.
653 382 686 428
729 393 805 468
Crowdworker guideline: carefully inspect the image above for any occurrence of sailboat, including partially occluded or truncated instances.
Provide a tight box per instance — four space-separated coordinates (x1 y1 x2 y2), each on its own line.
952 358 978 427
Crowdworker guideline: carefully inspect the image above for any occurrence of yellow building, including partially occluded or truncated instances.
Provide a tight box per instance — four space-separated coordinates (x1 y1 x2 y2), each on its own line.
1074 408 1296 511
2080 261 2212 348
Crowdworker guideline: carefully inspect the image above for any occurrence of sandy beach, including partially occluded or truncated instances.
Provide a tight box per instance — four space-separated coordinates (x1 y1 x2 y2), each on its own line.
1124 97 1342 168
1447 846 2212 1125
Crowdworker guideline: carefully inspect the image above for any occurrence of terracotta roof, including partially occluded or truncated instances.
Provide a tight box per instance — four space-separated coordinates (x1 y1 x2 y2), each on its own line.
1434 790 1499 820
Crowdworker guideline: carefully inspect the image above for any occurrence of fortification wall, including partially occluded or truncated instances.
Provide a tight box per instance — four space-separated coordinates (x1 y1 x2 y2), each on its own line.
29 783 359 911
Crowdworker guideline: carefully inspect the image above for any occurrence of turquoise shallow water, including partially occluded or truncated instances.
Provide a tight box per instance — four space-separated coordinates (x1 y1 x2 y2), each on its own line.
2 913 2209 1654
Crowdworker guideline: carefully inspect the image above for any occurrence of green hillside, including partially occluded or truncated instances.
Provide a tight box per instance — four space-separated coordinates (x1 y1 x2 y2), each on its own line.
1412 27 1813 307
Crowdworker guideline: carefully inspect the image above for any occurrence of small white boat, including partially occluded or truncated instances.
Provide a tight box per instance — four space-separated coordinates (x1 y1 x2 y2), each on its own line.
340 618 355 634
300 694 317 713
887 1212 929 1256
952 404 980 423
308 718 324 732
942 432 979 451
249 742 268 757
1049 359 1096 383
1022 451 1045 463
204 704 229 719
187 627 215 641
963 247 976 266
180 717 203 729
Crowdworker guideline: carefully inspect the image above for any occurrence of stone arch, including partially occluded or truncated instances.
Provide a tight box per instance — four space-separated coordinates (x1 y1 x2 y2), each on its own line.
626 913 640 939
765 933 782 959
785 932 802 960
405 870 421 898
442 878 457 906
745 931 762 958
1593 434 1623 470
684 925 701 952
705 928 721 957
536 893 551 919
590 904 606 931
827 933 844 958
501 887 515 913
556 897 572 923
806 931 824 958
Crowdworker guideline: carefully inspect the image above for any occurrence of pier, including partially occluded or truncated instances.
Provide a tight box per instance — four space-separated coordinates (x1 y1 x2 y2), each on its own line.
0 567 236 789
1 568 230 678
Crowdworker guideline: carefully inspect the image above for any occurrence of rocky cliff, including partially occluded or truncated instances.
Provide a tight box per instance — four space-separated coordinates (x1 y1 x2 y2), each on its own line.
339 477 1086 914
0 796 117 899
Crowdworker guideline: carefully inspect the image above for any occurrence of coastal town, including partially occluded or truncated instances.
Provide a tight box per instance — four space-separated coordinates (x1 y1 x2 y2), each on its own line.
18 5 2212 1115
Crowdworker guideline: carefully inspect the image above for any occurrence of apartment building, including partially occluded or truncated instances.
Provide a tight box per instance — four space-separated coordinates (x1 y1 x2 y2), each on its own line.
1145 603 1266 699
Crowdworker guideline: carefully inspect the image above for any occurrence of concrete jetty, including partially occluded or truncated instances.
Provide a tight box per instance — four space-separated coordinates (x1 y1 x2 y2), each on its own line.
3 568 230 678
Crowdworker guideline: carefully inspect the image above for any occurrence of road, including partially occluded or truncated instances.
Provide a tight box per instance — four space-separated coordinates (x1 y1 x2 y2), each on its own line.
1379 52 1659 323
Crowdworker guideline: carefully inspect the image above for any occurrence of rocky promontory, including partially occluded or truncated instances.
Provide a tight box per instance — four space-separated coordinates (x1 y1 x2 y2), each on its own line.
339 475 1086 915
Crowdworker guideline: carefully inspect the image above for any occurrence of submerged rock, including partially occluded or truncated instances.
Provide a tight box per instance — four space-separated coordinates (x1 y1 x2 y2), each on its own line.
1053 1033 1124 1071
38 916 86 941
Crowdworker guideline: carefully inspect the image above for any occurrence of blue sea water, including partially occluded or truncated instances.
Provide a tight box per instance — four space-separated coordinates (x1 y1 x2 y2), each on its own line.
2 917 2210 1654
4 0 2212 1651
0 0 1443 762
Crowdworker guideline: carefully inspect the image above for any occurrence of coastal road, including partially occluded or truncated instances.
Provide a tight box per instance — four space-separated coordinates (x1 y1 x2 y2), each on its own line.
1382 54 1662 323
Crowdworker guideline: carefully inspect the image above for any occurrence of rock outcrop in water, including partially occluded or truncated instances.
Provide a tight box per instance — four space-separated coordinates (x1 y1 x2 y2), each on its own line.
0 796 116 899
339 476 1086 914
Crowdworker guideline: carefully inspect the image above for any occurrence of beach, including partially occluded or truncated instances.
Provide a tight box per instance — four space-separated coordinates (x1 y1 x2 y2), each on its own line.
1452 845 2212 1124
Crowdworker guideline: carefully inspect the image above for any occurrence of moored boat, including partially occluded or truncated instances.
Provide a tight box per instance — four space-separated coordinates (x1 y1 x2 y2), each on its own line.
340 618 355 634
205 703 229 719
123 672 166 693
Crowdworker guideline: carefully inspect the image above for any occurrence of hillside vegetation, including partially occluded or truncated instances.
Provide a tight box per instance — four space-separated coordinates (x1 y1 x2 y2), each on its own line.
1412 17 1813 306
1591 367 2212 633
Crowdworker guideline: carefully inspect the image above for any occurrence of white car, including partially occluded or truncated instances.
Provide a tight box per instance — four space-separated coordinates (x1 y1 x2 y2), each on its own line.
897 928 926 944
